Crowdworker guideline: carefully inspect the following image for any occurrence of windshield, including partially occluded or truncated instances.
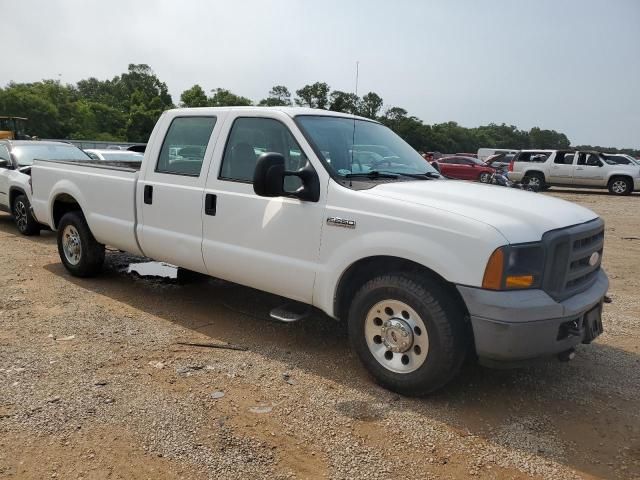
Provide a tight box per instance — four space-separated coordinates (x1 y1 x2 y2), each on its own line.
296 115 438 177
13 144 90 166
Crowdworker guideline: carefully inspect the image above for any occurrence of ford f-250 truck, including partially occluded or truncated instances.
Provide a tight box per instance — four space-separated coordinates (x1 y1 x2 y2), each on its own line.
31 107 608 395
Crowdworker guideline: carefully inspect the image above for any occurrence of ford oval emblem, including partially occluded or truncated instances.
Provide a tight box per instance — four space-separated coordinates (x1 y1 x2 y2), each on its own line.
588 252 600 267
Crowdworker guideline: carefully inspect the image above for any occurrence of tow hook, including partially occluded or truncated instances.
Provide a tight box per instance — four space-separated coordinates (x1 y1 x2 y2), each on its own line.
558 348 576 362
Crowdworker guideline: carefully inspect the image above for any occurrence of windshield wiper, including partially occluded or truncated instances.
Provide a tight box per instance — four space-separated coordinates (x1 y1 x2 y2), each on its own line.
378 170 441 180
344 170 399 179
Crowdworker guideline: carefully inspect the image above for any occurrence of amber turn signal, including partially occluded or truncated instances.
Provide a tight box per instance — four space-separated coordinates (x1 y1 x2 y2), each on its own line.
505 275 534 288
482 248 504 290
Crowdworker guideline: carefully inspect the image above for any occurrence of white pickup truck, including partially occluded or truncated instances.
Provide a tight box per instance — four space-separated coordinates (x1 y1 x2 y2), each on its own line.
508 149 640 195
31 107 608 395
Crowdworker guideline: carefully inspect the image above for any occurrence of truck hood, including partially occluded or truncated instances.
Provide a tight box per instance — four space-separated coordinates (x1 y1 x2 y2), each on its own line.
366 180 598 244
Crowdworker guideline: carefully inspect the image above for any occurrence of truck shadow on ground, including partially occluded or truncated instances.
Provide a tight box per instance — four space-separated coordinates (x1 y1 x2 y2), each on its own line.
41 251 640 479
548 187 640 197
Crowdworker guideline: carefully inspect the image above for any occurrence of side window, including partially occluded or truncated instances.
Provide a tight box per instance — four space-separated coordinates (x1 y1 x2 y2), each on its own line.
220 118 308 191
0 145 10 162
156 116 216 176
555 153 574 165
585 154 602 167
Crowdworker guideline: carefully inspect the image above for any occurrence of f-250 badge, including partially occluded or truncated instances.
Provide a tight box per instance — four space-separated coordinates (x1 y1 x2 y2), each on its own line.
327 217 356 229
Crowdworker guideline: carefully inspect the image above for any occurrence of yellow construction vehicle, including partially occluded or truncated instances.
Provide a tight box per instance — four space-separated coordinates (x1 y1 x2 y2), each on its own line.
0 116 29 140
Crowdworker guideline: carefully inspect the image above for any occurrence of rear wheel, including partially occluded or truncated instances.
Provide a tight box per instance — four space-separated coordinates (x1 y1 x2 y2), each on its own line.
608 177 632 195
12 194 40 236
348 274 468 396
57 211 105 277
523 172 545 191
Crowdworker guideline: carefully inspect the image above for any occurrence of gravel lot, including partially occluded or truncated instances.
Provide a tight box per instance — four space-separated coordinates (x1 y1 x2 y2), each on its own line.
0 189 638 479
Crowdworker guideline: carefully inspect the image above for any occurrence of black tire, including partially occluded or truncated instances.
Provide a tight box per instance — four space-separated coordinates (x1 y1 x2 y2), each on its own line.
347 273 468 396
12 194 40 236
608 176 632 196
57 211 105 277
478 172 491 183
522 172 546 191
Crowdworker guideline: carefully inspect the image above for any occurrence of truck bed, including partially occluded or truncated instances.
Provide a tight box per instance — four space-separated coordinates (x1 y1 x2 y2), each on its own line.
31 159 143 255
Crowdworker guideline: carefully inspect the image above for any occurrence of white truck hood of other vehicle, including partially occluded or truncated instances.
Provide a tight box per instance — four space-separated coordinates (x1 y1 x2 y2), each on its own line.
366 180 598 244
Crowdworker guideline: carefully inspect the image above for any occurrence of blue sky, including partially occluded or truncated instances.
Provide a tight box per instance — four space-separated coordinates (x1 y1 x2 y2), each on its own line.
4 0 639 147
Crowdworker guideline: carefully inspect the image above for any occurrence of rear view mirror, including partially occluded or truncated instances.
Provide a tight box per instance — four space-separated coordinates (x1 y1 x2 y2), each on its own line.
253 152 320 202
254 153 285 197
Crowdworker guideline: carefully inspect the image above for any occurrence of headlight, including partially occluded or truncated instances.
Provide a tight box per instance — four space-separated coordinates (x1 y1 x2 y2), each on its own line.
482 243 545 290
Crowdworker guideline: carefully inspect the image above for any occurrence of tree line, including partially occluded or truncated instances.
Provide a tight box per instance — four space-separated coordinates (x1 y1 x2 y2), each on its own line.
0 64 637 156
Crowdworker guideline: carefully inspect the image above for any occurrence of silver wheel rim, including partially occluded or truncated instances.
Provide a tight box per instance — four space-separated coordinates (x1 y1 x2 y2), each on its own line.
14 200 28 231
364 300 429 374
62 225 82 266
612 180 626 194
527 176 541 187
480 173 490 183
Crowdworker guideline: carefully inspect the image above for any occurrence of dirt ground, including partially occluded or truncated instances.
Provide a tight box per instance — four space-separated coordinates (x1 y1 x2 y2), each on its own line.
0 188 638 479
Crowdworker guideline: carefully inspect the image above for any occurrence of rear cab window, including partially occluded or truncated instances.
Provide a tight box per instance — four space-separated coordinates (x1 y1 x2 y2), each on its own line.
156 117 217 176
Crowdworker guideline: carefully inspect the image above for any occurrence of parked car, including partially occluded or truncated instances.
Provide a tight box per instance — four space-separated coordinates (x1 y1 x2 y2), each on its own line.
31 107 608 395
432 156 495 182
0 140 91 234
84 149 144 163
508 149 640 195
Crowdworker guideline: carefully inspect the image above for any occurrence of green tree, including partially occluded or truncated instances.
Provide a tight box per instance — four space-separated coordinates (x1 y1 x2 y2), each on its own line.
295 82 330 109
359 92 384 119
258 85 292 106
209 88 252 107
328 91 360 114
180 84 209 107
529 127 570 149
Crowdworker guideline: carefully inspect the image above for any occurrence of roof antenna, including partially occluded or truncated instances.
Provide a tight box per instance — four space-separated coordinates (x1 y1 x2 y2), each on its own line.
349 61 359 186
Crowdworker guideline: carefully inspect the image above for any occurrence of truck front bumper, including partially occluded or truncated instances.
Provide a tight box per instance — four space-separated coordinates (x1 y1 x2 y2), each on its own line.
456 269 608 365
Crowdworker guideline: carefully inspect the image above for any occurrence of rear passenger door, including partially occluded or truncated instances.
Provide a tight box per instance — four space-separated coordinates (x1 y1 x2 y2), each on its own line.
549 152 575 184
201 113 327 303
137 115 221 272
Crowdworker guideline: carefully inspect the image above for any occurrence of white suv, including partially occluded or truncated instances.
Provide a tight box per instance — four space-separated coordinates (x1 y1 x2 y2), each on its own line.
508 149 640 195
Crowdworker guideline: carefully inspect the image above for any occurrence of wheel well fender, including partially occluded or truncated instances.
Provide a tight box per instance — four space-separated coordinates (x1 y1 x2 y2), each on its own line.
524 170 545 180
8 187 26 208
52 193 84 229
608 174 633 185
333 255 469 323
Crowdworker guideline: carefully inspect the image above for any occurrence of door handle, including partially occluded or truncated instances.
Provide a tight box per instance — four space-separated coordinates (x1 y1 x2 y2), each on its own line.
576 167 584 170
205 193 216 216
144 185 153 204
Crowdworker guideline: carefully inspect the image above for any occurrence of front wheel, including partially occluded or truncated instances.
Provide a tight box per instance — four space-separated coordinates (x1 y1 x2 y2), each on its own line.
12 194 40 236
608 177 632 196
348 274 468 396
479 172 491 183
57 211 105 277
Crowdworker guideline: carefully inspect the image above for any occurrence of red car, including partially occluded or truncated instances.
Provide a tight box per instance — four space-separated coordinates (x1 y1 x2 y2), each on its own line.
431 156 495 183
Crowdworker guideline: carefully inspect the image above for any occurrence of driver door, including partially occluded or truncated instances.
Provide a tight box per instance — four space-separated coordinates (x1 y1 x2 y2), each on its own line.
573 153 605 186
201 113 328 303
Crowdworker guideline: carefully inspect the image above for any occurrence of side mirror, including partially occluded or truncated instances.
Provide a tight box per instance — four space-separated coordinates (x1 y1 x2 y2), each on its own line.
0 158 10 168
253 152 320 202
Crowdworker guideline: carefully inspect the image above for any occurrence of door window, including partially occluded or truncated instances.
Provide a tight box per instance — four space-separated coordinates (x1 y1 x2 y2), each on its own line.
220 118 308 191
555 152 575 164
578 153 602 167
156 116 216 176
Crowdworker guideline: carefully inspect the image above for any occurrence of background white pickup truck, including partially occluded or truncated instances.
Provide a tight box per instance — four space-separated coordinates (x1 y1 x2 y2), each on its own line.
31 107 609 395
508 149 640 194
